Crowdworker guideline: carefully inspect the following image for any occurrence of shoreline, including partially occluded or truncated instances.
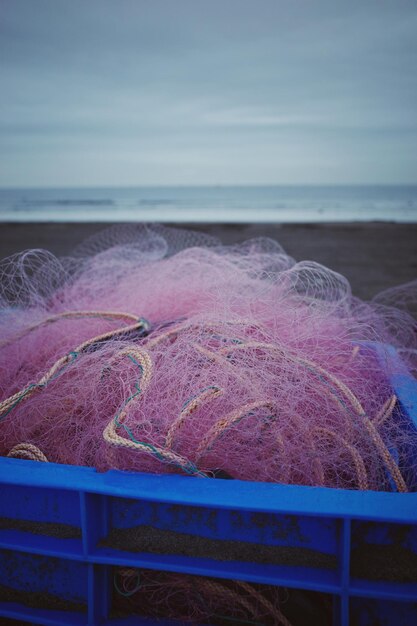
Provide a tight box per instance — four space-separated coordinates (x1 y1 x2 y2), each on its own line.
1 215 415 224
0 221 416 300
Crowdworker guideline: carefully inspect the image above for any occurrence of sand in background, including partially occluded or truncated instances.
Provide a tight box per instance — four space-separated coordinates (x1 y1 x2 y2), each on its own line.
0 221 416 300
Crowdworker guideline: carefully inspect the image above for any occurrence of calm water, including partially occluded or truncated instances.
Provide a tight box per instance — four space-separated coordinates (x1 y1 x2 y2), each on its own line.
0 185 416 222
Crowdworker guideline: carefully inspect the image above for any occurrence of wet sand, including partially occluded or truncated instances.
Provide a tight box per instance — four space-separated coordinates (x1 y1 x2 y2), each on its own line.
0 222 416 300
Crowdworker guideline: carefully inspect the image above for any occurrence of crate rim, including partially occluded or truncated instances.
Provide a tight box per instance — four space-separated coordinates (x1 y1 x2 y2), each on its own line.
1 457 416 524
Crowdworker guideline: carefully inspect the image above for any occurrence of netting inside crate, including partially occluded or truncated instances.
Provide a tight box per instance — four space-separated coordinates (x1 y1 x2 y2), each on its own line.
1 224 416 491
111 567 332 626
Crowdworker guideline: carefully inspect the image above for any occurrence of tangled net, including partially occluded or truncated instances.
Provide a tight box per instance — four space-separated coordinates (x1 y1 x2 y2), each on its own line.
111 568 323 626
1 224 416 492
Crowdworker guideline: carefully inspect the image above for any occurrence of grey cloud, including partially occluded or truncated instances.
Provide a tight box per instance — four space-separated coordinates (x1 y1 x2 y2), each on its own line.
0 0 416 185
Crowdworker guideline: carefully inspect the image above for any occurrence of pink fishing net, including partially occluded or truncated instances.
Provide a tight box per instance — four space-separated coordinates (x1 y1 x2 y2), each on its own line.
112 567 315 626
1 224 416 492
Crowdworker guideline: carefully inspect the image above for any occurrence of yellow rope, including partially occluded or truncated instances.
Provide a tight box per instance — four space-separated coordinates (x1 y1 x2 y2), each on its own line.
7 443 48 462
195 400 274 463
198 579 260 620
0 318 148 417
219 341 366 416
145 318 264 350
374 394 397 427
165 385 223 449
102 348 207 476
145 322 191 349
288 414 325 486
362 416 407 492
275 432 291 484
349 345 360 363
313 426 369 490
108 346 153 388
235 580 293 626
193 343 237 368
218 341 407 492
118 567 138 577
0 310 140 349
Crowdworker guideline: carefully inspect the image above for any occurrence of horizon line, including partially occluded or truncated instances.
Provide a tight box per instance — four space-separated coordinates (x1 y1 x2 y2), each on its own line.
1 182 417 191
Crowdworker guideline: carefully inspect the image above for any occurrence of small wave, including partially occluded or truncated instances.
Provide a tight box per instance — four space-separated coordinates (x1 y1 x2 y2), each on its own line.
18 199 115 208
138 199 174 206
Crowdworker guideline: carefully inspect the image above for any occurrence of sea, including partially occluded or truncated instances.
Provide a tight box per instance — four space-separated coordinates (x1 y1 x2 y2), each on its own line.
0 185 416 223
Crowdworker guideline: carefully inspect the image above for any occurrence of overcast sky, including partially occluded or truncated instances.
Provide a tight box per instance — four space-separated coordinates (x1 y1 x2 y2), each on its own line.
1 0 416 187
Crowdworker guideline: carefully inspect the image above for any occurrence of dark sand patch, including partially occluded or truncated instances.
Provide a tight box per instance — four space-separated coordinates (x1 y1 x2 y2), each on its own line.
0 584 86 613
100 524 337 569
0 517 81 540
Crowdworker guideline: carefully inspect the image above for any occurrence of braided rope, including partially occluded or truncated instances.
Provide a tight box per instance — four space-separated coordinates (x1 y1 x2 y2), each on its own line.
349 345 360 362
197 579 264 621
361 416 407 492
373 394 397 427
313 427 369 490
102 348 207 477
108 347 153 388
193 343 257 392
219 341 407 492
114 567 141 597
0 317 148 419
165 385 223 449
195 400 274 463
118 567 138 577
0 310 140 349
194 343 237 368
145 318 265 350
219 341 366 416
145 321 194 349
288 414 325 486
7 443 48 462
275 432 291 484
235 580 293 626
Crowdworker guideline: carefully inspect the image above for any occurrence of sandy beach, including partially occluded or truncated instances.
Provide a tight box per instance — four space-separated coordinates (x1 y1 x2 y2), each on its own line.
0 221 416 300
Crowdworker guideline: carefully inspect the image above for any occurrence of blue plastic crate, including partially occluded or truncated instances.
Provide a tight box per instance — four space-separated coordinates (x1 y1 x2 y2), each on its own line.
0 342 416 626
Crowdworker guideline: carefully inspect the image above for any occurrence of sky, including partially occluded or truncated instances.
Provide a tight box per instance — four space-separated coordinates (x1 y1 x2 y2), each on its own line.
0 0 416 187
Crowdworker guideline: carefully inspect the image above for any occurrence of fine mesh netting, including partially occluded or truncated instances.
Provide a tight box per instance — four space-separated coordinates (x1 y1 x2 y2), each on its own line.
1 224 416 492
111 568 331 626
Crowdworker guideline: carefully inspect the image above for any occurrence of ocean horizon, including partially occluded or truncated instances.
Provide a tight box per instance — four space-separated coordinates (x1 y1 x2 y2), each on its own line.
0 184 416 223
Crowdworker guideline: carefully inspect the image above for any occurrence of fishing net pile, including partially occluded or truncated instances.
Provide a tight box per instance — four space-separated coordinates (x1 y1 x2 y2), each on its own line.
0 224 416 492
111 567 329 626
